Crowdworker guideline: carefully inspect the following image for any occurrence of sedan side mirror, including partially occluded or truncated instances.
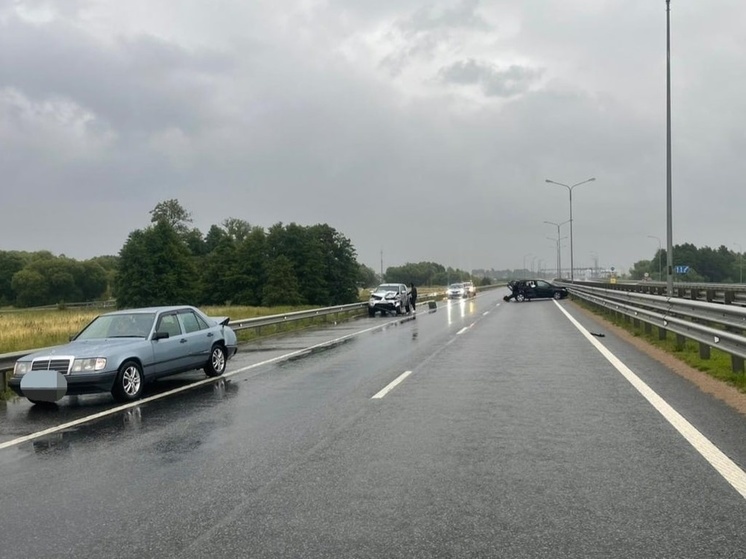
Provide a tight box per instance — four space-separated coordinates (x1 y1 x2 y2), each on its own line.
153 331 170 341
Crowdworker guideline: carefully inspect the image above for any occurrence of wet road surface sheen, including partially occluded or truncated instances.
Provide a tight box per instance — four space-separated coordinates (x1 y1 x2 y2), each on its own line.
1 290 745 558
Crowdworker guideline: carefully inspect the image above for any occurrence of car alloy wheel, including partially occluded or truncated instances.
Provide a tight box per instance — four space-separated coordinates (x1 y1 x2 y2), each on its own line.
205 345 227 377
113 360 144 402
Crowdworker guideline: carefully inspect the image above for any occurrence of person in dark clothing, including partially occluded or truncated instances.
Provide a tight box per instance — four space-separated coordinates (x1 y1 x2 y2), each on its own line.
409 283 418 312
503 280 523 302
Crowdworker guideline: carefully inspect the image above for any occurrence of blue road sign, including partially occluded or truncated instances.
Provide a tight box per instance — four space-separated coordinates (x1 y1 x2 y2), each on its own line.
674 265 690 274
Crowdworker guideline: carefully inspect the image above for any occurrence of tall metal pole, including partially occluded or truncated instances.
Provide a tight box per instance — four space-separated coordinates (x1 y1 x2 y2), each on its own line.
546 178 596 282
544 220 569 279
666 0 674 295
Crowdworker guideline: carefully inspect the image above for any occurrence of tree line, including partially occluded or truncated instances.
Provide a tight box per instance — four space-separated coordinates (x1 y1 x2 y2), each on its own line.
0 250 115 308
630 243 746 283
384 261 487 286
1 200 379 308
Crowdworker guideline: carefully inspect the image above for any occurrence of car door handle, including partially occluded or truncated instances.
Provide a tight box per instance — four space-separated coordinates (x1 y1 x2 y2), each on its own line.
207 332 214 337
180 339 188 343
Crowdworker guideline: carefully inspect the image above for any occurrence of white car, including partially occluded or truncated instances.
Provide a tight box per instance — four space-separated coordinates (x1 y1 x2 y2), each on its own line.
368 283 410 316
446 283 467 299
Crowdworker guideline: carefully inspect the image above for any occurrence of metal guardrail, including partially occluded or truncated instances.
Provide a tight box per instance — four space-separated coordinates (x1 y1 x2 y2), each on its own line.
564 280 746 306
569 284 746 373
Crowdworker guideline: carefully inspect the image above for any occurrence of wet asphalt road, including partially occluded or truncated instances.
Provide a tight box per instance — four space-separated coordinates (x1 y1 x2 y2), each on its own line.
1 289 746 558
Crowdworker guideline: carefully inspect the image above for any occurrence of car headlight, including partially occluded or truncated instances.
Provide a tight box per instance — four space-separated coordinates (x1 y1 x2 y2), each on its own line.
13 361 31 377
71 358 107 372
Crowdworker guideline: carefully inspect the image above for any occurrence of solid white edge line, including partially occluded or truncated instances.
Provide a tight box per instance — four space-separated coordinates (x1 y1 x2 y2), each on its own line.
0 316 410 451
554 300 746 500
457 327 468 335
371 371 412 399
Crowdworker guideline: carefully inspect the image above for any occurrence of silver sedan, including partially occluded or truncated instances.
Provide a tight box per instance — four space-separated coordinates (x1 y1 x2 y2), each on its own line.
9 305 238 404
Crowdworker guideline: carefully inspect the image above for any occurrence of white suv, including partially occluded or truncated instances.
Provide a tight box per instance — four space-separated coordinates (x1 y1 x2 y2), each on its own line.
368 283 410 316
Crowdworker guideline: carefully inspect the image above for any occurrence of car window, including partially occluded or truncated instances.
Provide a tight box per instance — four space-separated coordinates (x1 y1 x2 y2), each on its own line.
537 281 551 288
156 313 182 337
178 310 205 334
376 284 398 292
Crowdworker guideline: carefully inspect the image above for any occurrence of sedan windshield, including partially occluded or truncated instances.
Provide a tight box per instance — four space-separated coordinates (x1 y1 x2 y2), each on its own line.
76 313 156 340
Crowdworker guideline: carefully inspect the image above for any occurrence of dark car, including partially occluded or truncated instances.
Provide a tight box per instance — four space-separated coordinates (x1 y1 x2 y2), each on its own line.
504 279 568 302
10 306 238 404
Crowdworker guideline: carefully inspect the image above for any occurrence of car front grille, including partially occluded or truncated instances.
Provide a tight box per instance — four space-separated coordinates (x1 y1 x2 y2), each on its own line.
31 358 73 375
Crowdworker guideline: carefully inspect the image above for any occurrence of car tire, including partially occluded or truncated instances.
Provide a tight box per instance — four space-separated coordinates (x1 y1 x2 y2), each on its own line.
515 293 525 302
205 344 227 377
368 308 375 317
553 291 563 300
112 360 144 402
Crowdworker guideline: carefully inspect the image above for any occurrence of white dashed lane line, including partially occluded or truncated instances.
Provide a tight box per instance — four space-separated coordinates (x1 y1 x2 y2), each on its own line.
371 371 412 399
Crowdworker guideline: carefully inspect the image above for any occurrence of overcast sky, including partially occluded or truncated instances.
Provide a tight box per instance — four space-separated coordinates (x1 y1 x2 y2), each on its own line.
2 0 745 276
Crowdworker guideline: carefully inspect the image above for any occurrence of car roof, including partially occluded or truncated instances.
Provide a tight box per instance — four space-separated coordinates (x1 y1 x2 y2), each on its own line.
102 305 199 316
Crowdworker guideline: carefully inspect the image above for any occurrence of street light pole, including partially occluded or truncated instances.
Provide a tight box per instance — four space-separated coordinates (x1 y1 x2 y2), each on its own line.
665 0 674 295
545 178 596 282
544 219 570 279
648 235 662 280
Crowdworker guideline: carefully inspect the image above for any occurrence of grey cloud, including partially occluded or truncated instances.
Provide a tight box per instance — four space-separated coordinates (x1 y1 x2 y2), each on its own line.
438 59 544 97
2 0 746 277
0 14 234 138
400 0 492 35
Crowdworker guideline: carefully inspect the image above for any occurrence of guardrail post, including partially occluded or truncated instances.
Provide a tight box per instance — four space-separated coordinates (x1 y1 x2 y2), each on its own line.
675 334 686 350
644 322 652 335
732 354 745 374
658 326 667 340
724 291 735 305
705 289 714 303
724 325 745 373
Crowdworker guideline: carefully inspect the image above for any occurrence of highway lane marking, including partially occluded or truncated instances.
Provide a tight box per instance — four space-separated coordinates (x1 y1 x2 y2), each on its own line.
0 316 414 451
555 301 746 500
371 371 412 399
457 327 469 335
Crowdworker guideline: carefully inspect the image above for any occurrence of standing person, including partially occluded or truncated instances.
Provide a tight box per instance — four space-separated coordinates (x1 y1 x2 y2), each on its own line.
409 283 418 313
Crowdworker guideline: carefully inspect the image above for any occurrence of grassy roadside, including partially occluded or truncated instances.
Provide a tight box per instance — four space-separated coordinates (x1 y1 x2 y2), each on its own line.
573 297 746 393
